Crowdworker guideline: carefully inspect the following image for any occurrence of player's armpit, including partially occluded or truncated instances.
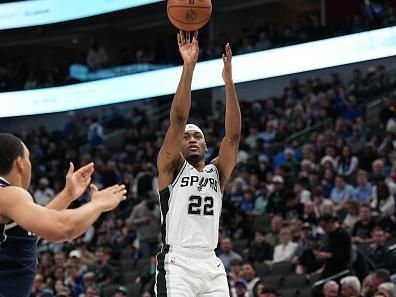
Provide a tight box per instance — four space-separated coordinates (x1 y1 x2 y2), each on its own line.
157 121 186 190
0 186 80 242
211 135 239 190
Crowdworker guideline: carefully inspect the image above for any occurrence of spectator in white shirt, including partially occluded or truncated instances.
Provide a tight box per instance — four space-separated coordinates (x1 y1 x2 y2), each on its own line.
272 227 298 263
33 177 55 206
371 180 395 217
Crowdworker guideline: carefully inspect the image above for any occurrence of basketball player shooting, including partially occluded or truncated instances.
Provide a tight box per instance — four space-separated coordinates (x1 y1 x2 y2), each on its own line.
156 30 241 297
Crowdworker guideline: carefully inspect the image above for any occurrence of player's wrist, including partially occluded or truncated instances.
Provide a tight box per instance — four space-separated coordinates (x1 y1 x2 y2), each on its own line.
224 79 234 85
183 62 196 70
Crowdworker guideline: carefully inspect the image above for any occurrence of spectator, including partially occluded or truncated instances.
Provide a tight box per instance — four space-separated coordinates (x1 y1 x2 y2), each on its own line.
342 200 360 232
352 203 377 245
293 179 312 204
337 145 359 177
64 263 84 297
240 262 260 297
330 175 355 204
233 280 248 297
33 177 55 206
266 176 287 215
265 215 283 247
371 180 395 217
364 227 389 270
126 192 160 258
240 187 256 213
86 42 108 71
296 231 323 277
247 231 273 263
340 276 361 297
312 186 334 217
323 281 339 297
87 116 104 146
271 227 298 264
316 214 352 280
362 274 377 297
218 237 242 271
112 286 128 297
354 170 374 203
377 283 396 297
93 247 113 288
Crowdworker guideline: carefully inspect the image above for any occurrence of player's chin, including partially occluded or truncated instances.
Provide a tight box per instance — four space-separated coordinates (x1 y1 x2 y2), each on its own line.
185 152 204 164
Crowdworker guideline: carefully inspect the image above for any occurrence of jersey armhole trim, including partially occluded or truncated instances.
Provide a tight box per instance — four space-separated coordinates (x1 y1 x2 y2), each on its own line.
212 164 223 195
171 160 187 188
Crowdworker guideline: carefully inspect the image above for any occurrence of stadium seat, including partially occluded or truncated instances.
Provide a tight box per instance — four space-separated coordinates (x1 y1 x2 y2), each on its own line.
279 288 298 297
298 288 312 297
101 284 120 297
261 275 283 288
253 213 272 232
120 258 135 273
135 257 152 273
255 262 271 277
127 284 141 297
282 274 308 289
122 271 140 283
233 239 248 255
120 247 134 260
272 261 294 275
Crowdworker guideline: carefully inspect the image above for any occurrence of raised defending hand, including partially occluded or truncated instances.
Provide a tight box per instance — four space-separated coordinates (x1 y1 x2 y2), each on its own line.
90 184 127 212
178 30 199 66
64 162 94 201
222 43 233 84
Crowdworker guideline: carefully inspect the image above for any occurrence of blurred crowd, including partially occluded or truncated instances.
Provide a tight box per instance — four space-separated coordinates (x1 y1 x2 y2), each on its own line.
1 0 396 92
0 56 393 297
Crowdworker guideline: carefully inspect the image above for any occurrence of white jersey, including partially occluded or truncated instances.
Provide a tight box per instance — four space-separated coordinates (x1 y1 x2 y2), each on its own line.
159 160 222 250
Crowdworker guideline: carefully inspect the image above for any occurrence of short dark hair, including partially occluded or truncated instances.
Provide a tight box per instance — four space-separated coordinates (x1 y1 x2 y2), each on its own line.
0 133 24 175
374 269 391 282
242 261 256 271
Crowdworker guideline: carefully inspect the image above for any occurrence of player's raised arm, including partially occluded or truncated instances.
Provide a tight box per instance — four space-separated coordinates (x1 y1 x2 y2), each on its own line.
212 43 241 191
157 30 199 190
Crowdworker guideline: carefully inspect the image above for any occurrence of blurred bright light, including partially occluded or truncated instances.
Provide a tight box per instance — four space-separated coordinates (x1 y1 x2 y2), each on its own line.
0 26 395 117
0 0 164 30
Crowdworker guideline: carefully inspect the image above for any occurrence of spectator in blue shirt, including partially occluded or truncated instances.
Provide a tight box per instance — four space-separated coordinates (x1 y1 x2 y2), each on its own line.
240 187 256 213
330 175 355 204
354 170 374 203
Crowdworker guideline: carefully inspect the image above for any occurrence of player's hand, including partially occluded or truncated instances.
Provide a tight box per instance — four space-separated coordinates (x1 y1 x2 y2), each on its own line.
178 30 199 66
90 184 127 212
222 43 233 84
64 162 94 201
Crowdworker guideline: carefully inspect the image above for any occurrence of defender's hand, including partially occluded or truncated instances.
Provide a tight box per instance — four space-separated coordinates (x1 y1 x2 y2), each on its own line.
64 162 94 201
90 184 127 212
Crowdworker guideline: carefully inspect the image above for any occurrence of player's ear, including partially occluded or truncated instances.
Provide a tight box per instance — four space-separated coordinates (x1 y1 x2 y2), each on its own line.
15 156 24 171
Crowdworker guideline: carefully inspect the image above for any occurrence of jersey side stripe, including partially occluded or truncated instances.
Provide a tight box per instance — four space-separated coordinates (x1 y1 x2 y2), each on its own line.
171 161 187 188
159 188 171 245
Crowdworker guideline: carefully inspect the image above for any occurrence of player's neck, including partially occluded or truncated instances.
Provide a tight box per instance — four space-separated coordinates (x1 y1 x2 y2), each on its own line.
190 161 205 172
1 172 22 187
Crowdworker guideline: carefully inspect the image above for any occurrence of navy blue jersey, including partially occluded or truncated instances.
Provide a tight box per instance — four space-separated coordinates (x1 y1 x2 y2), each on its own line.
0 178 38 297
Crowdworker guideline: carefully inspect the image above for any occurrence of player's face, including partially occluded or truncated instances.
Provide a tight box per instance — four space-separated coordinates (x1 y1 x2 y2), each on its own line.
19 143 32 190
181 130 206 164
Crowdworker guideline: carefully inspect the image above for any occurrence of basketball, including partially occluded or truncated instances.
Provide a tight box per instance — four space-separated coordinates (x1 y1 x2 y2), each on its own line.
167 0 212 32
